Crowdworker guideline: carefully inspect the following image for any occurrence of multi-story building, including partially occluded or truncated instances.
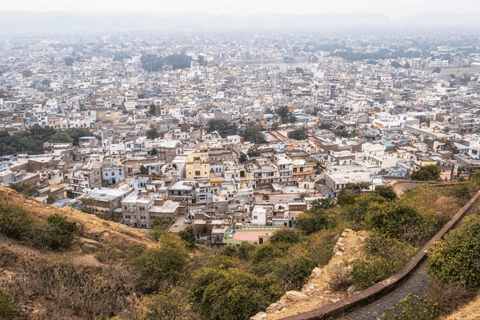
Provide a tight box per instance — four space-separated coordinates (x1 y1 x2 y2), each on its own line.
186 152 210 180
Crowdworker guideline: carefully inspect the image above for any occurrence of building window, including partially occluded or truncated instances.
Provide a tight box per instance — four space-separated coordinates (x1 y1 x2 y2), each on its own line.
195 171 200 176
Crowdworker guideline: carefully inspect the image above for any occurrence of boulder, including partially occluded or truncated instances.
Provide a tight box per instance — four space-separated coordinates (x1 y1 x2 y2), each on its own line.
285 291 309 302
310 267 322 279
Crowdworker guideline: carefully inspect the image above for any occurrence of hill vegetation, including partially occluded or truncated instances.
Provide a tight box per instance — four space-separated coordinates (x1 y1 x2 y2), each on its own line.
0 180 478 320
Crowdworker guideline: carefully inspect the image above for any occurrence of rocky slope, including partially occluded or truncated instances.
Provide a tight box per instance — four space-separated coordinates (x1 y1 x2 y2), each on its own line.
252 229 368 320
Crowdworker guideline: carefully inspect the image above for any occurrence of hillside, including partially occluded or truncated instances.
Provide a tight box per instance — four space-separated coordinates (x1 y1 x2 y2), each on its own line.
0 185 154 248
0 186 158 320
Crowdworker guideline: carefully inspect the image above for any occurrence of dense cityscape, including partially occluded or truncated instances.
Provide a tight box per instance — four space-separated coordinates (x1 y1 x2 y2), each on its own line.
2 15 480 320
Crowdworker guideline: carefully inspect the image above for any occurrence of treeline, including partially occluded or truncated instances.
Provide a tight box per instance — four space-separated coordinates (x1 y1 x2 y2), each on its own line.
140 53 192 72
0 126 96 156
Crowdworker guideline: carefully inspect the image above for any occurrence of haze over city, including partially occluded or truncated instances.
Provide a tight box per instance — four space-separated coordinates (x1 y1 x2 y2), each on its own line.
2 1 480 320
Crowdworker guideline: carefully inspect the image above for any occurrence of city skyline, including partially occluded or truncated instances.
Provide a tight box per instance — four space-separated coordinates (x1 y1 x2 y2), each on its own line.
1 0 480 20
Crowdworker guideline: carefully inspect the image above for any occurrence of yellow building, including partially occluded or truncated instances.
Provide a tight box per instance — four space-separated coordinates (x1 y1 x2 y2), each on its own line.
186 153 210 179
239 168 252 186
414 157 437 171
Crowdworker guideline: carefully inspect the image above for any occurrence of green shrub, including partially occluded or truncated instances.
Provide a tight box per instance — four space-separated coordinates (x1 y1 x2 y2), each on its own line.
295 207 330 235
0 289 16 320
380 294 438 320
365 203 423 241
269 228 301 245
43 213 78 251
191 267 282 320
0 200 34 240
351 234 416 290
273 252 318 291
410 165 440 181
428 213 480 290
135 289 198 320
148 217 170 241
132 234 189 294
178 226 196 248
374 186 398 201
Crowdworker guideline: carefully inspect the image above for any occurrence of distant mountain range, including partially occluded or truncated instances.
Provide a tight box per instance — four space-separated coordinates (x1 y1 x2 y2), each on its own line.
1 11 480 32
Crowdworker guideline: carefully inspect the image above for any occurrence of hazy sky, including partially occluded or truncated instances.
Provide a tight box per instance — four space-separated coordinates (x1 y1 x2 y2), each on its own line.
2 0 480 20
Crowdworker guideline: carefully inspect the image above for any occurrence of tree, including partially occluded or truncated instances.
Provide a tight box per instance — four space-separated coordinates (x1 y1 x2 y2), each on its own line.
132 234 189 294
433 67 441 73
319 123 332 130
391 61 402 68
178 226 196 248
146 126 158 140
191 267 282 320
365 203 423 240
151 148 158 156
242 123 266 144
140 165 149 175
43 213 79 251
443 127 450 133
64 57 75 66
65 128 96 146
247 146 261 157
276 106 296 124
334 130 349 138
11 183 38 197
149 217 170 240
48 132 73 144
21 70 33 78
288 128 307 140
46 194 57 204
404 62 411 69
207 119 238 138
410 165 440 181
295 207 330 235
239 153 247 163
149 104 156 116
269 228 301 245
374 186 397 201
135 290 198 320
428 213 480 290
41 79 51 86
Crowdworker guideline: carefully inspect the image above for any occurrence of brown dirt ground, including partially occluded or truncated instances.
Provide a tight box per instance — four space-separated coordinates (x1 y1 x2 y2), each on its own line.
442 294 480 320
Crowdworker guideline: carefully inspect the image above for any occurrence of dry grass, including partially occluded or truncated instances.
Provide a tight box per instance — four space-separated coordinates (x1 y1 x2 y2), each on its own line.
441 292 480 320
0 186 155 249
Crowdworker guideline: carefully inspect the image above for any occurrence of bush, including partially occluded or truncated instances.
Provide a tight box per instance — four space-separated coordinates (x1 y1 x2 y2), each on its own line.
0 200 34 240
42 213 78 251
295 207 330 235
0 289 16 320
380 294 438 320
134 289 198 320
179 226 196 248
374 186 398 201
269 228 301 245
191 267 282 320
10 184 38 197
426 276 475 316
273 252 319 291
148 217 170 240
351 233 416 290
132 234 189 293
428 213 480 290
365 203 423 241
410 165 440 181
